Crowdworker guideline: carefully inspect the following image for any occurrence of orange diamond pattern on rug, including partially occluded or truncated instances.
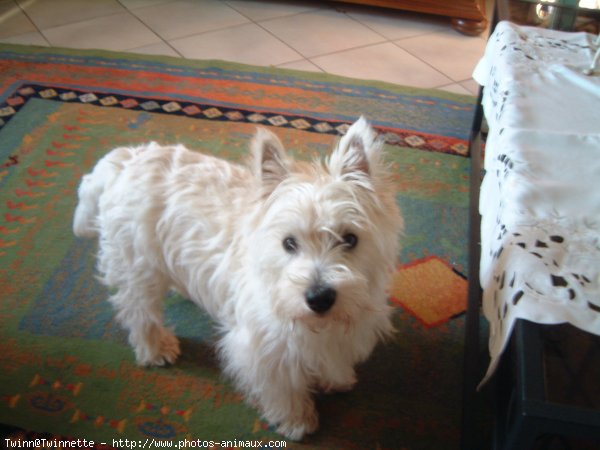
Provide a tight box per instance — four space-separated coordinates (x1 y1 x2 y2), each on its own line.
391 256 467 327
405 135 426 147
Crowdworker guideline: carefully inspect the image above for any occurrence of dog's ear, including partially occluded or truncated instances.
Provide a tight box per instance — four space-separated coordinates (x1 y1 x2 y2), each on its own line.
328 117 381 184
251 127 291 192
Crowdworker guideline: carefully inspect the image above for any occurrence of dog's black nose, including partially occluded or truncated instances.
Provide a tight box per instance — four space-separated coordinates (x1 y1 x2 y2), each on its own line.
305 285 336 314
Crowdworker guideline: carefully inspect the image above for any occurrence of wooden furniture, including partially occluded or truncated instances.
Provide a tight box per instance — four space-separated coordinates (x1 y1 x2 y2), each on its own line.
333 0 488 35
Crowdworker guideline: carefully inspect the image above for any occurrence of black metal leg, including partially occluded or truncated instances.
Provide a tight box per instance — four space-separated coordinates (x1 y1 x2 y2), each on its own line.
461 6 500 447
460 86 485 450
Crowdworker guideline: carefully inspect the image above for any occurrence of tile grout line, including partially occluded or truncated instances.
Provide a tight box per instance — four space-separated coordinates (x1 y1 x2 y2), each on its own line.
17 2 137 45
220 2 409 76
325 3 466 82
436 81 475 95
222 1 325 68
390 38 456 86
116 0 184 57
26 9 160 51
252 12 390 71
13 1 52 47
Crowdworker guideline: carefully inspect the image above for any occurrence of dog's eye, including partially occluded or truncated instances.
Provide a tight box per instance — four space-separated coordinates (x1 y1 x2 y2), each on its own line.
283 236 299 254
342 233 358 250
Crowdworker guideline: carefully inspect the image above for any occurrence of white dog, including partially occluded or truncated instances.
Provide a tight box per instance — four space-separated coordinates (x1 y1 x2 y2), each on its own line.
73 117 403 440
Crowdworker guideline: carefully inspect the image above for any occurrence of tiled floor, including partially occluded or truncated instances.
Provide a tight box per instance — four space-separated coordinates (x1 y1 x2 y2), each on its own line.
0 0 490 95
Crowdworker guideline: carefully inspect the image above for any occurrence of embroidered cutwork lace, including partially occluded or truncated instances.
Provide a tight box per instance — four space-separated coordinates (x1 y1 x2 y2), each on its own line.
473 21 600 385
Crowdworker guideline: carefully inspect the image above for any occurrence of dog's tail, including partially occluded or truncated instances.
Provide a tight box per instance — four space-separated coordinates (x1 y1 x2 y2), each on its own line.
73 146 136 238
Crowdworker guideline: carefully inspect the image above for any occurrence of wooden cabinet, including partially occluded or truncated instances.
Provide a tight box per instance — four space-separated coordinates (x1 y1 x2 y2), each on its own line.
333 0 488 35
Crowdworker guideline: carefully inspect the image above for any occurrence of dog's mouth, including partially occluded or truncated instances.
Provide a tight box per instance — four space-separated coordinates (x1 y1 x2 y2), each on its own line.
293 304 357 333
273 280 368 331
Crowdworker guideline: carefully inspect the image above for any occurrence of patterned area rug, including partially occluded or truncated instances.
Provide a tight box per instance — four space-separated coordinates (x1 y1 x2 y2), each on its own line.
0 44 474 450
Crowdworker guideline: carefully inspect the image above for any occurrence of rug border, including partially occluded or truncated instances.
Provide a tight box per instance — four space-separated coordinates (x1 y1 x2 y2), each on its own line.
0 42 476 103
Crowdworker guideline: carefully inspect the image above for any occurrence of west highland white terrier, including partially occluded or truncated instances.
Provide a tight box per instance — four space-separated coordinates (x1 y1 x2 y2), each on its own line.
73 117 403 440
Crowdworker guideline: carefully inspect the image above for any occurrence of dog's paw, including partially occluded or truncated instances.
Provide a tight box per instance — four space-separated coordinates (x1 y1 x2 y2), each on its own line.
318 379 357 394
156 331 181 365
276 410 319 441
317 372 357 394
135 330 180 366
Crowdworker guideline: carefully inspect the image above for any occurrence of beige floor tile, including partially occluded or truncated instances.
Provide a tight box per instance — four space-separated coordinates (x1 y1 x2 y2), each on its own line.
438 83 473 96
127 41 180 57
225 0 322 21
259 8 383 58
42 12 161 51
395 30 487 82
310 42 452 88
277 59 323 72
170 22 301 66
0 31 49 46
0 0 37 38
130 0 249 41
345 6 450 40
119 0 175 10
16 0 125 29
460 79 481 95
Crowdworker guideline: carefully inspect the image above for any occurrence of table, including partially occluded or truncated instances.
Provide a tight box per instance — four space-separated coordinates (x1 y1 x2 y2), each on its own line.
475 19 600 386
462 2 600 449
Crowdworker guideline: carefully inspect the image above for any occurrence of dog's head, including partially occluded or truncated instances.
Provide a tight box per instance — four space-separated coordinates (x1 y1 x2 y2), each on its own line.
247 117 403 332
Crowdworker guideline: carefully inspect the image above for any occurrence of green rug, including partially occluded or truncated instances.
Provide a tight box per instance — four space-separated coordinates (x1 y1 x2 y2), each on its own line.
0 43 474 449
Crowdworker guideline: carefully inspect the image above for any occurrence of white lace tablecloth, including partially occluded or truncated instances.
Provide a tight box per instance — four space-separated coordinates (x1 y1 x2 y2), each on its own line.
473 21 600 385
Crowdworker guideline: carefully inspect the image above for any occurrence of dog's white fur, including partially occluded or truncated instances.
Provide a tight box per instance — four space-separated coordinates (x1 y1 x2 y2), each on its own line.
73 117 403 440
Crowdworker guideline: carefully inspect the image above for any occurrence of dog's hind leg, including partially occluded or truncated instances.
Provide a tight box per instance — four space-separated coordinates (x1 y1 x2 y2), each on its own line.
73 147 134 238
106 269 180 367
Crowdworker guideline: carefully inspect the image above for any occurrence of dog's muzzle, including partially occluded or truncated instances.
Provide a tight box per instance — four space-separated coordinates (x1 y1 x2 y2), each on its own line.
305 284 336 314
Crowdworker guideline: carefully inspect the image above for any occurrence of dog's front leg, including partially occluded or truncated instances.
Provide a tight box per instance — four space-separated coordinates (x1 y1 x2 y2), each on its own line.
259 376 318 441
219 327 318 440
